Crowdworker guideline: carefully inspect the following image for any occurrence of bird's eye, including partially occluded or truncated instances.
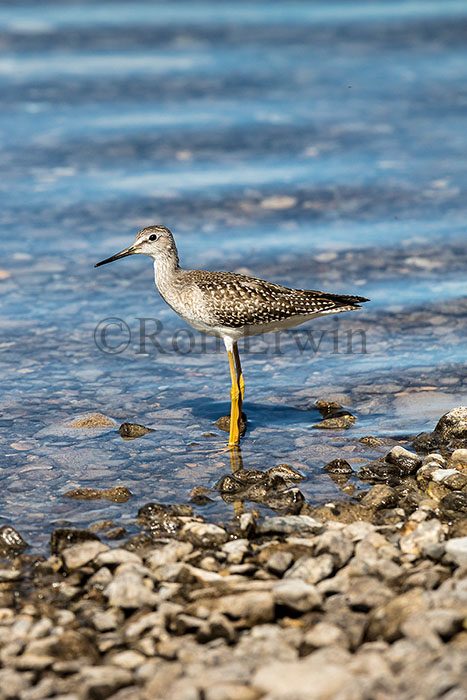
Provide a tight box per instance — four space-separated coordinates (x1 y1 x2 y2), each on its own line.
148 234 158 242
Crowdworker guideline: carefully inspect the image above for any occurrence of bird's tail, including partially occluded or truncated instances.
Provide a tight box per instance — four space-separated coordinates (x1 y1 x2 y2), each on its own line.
325 293 370 308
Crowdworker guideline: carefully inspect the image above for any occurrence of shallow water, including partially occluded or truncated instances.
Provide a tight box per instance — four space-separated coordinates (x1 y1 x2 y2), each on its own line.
0 0 466 550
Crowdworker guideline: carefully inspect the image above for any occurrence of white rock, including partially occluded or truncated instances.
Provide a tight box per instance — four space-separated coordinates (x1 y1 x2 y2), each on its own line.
61 541 109 570
285 554 334 584
445 537 467 567
145 541 193 569
432 469 459 482
181 521 228 546
257 515 322 536
109 649 146 669
422 453 445 466
273 579 322 612
222 539 250 564
104 570 157 609
95 548 141 566
400 520 445 557
253 658 352 699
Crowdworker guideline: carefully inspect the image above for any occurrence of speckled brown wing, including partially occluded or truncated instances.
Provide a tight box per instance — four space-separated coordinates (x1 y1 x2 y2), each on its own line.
188 271 368 329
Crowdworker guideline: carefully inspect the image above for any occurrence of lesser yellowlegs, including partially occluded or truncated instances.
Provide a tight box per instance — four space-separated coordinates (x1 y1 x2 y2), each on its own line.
95 225 369 446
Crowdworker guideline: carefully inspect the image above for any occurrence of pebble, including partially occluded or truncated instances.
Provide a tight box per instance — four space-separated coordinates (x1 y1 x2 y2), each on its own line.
273 579 321 612
445 537 467 567
431 468 459 482
256 515 322 536
400 520 445 557
386 446 422 473
61 541 109 570
448 448 467 470
78 666 133 698
253 657 352 700
104 568 158 609
434 407 467 443
181 521 228 547
265 550 294 576
285 554 334 585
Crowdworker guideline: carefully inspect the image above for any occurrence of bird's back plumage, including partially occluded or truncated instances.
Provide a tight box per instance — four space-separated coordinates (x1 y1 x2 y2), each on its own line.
184 270 368 329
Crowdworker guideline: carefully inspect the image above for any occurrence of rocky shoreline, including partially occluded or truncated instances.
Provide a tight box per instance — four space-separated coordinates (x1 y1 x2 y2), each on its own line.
1 407 467 700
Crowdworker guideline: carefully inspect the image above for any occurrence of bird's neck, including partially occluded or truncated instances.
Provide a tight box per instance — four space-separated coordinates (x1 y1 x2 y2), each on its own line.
152 251 182 296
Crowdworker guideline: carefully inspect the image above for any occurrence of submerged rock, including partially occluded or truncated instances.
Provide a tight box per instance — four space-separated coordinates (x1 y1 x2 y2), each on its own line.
118 422 155 439
63 486 133 502
215 465 304 513
69 413 115 428
215 412 247 437
137 503 194 537
312 399 356 430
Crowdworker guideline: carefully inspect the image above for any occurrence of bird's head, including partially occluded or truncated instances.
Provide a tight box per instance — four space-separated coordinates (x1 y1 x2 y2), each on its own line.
95 225 176 267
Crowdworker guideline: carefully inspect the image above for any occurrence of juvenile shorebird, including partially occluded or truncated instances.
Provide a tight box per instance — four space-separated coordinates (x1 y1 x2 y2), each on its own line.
95 225 369 446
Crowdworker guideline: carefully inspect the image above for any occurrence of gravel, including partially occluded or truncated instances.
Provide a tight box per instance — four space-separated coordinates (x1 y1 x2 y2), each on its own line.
1 407 467 700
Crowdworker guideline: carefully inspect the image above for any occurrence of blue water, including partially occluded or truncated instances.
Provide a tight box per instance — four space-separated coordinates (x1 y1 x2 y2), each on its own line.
0 0 466 549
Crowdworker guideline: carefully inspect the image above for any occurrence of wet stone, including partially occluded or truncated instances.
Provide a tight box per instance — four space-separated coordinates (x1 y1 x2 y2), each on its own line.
189 486 214 505
63 486 133 503
357 459 404 484
0 525 28 557
216 471 304 513
267 464 303 482
137 503 193 536
361 484 398 510
215 413 247 437
386 446 422 474
439 492 467 518
323 458 354 475
359 436 386 447
118 422 155 439
50 529 101 555
312 413 356 430
89 521 128 540
440 471 467 490
412 431 442 454
434 406 467 445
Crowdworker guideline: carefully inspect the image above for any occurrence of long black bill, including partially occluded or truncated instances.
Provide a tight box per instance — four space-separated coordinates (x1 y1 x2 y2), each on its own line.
94 246 136 268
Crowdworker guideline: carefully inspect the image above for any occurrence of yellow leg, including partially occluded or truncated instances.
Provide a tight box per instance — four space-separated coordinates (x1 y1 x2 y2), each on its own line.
233 343 245 417
227 349 240 446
